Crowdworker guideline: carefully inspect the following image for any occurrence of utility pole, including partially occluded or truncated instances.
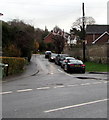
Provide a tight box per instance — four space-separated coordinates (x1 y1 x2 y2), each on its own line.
82 3 86 62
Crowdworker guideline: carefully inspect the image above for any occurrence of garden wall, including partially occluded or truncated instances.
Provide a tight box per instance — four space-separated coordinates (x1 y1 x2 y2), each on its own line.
64 44 108 64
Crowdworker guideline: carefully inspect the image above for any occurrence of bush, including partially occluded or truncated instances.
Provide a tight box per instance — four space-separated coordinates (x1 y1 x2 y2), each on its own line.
3 44 21 57
0 57 26 76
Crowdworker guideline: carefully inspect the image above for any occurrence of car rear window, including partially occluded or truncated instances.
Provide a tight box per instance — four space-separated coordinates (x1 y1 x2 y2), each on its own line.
69 60 83 64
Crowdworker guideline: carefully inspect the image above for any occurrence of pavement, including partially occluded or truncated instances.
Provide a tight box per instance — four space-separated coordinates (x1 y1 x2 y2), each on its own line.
2 55 39 82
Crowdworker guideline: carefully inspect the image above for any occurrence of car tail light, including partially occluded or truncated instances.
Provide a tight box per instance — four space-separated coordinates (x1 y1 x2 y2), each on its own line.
70 64 75 66
81 64 85 67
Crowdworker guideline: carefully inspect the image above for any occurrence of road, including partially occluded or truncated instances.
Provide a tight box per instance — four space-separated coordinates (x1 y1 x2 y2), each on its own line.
1 54 108 118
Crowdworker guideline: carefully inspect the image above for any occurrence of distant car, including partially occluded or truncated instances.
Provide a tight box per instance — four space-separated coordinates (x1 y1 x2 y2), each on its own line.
45 51 52 58
55 54 69 65
63 59 85 73
61 57 75 68
48 53 57 62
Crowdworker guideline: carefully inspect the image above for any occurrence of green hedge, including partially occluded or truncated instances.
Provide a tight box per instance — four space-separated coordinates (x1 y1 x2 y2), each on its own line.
0 57 26 76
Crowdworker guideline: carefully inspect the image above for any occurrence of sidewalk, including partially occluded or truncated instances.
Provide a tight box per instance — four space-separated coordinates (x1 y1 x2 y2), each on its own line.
2 55 39 82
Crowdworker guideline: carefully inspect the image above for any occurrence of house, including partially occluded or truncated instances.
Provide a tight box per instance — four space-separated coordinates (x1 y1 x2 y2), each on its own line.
44 30 69 44
43 32 54 44
85 25 109 44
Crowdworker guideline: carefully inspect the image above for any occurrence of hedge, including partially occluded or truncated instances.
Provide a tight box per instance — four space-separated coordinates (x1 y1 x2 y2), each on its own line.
0 57 26 76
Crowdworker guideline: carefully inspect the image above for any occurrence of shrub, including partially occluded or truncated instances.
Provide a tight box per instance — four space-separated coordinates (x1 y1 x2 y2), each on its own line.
0 57 26 76
3 44 21 57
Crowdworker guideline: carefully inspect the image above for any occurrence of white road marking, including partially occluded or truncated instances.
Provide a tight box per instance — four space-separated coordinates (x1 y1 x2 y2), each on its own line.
37 87 50 90
44 98 109 113
17 89 33 92
92 82 102 84
81 83 91 86
0 91 13 95
54 86 65 88
67 84 78 87
1 80 108 95
104 81 108 83
58 69 63 73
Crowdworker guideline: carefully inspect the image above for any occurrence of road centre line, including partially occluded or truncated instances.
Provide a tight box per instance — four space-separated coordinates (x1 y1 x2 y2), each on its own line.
81 83 92 86
37 87 50 90
17 89 33 92
44 98 109 113
67 84 79 87
54 86 65 88
0 91 13 95
1 81 108 95
92 82 103 84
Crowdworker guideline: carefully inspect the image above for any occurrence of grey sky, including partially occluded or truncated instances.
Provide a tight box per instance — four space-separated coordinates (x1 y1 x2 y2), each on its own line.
0 0 108 32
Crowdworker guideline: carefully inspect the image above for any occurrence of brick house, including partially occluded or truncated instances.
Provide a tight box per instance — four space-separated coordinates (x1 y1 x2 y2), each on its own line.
85 25 109 44
43 32 54 44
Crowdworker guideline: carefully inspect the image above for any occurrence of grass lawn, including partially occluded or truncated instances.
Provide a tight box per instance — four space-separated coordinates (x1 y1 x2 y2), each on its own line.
85 62 108 72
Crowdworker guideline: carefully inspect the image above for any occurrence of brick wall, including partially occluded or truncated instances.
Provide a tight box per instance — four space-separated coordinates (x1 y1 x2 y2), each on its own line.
64 44 108 64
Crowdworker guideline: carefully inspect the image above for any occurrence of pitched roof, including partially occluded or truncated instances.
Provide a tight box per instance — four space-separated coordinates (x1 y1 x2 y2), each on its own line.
92 31 109 44
86 25 109 34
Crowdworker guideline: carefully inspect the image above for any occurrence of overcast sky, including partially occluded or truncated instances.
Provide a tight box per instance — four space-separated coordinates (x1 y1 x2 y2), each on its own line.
0 0 108 32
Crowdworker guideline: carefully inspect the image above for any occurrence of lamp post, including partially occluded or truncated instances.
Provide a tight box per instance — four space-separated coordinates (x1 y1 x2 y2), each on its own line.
82 3 86 62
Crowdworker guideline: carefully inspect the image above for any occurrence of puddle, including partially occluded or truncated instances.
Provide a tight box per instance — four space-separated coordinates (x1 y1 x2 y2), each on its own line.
76 77 95 79
76 77 107 81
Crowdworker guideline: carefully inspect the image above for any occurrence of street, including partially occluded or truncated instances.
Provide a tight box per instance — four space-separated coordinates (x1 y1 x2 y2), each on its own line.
2 54 108 118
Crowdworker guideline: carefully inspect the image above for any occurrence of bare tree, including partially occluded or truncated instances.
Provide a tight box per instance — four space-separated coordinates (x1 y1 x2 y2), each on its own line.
72 17 95 30
52 35 65 54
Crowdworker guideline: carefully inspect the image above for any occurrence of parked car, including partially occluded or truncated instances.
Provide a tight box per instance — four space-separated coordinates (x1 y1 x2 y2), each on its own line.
48 53 58 62
61 57 75 68
63 59 85 73
55 54 69 65
45 51 52 58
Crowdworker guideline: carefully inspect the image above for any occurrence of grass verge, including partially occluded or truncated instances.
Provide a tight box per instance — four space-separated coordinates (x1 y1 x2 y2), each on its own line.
85 62 108 72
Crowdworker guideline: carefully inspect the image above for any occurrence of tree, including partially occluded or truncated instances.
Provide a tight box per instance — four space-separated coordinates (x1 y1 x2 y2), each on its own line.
2 19 35 62
3 44 21 57
52 26 65 54
72 17 95 30
35 27 50 52
71 17 95 40
52 35 65 54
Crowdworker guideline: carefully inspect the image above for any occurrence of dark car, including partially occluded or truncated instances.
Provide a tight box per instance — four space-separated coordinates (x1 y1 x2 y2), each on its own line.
48 53 57 62
61 57 75 68
63 59 85 73
55 54 69 65
45 51 52 58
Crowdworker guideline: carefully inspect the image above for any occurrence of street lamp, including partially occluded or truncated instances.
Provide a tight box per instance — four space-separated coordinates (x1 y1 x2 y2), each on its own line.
82 3 86 62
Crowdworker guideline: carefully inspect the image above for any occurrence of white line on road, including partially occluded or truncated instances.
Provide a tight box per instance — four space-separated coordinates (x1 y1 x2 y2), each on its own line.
37 87 50 90
54 86 65 88
81 83 91 86
17 89 33 92
44 98 109 113
1 81 108 95
0 91 13 95
92 82 102 84
58 69 64 73
67 84 79 87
